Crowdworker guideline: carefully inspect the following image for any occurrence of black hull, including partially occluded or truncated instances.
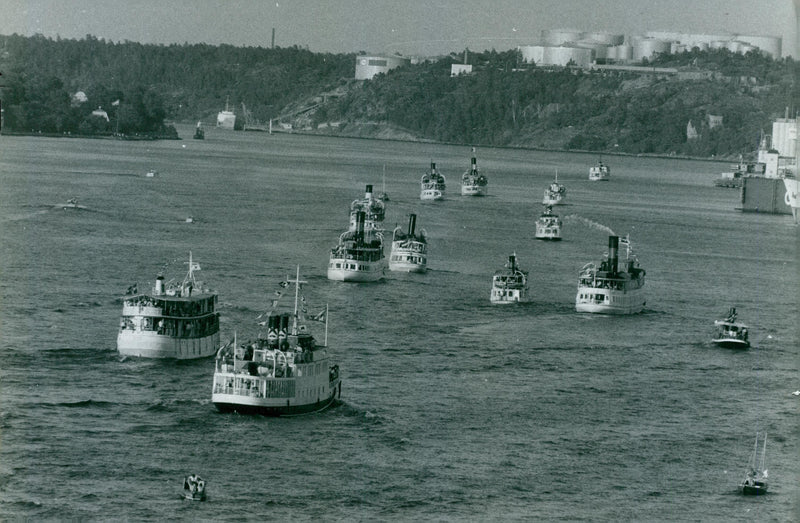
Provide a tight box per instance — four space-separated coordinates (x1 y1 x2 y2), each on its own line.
214 391 338 417
741 485 767 495
713 340 750 349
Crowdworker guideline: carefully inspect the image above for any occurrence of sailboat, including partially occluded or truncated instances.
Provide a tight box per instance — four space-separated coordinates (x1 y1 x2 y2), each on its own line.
740 432 768 495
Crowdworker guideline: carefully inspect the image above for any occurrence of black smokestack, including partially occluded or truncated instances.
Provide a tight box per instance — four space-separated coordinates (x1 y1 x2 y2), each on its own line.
407 213 417 236
365 184 373 198
508 254 516 270
356 211 365 242
608 235 619 273
430 161 436 171
471 156 477 171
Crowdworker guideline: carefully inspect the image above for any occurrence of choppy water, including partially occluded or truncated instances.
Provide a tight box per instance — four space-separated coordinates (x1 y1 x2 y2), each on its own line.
1 126 798 521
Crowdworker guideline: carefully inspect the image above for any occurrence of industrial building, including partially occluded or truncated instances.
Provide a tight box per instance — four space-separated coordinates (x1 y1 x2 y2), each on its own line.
518 29 782 67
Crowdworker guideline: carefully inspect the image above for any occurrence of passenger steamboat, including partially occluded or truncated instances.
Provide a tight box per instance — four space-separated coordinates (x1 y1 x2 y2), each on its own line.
461 148 488 196
212 267 341 416
589 159 610 181
535 205 562 240
349 184 385 232
117 253 220 359
543 170 566 205
575 235 645 314
327 210 386 282
420 161 446 200
389 213 427 273
490 253 528 304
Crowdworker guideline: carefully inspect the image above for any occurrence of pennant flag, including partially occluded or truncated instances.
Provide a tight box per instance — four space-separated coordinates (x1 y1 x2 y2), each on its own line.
311 309 327 323
112 99 120 106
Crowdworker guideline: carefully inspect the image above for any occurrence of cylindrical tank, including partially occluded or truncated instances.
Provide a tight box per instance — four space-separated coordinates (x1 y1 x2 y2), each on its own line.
633 38 671 61
582 32 624 46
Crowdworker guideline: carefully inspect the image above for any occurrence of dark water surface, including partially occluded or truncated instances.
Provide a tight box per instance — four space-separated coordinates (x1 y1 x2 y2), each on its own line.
1 127 798 521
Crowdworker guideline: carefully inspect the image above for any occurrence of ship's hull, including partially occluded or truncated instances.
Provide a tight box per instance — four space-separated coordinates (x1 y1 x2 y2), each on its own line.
589 174 609 181
420 189 444 200
490 288 527 304
213 389 338 416
117 331 220 359
327 257 385 282
712 338 750 349
389 260 427 273
575 286 645 314
535 226 562 240
543 195 563 205
461 184 488 196
740 482 768 495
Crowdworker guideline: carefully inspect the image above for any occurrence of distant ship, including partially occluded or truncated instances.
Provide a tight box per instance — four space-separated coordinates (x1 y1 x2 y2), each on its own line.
589 159 610 181
349 184 385 232
193 121 205 139
117 252 220 359
461 148 488 196
389 213 427 273
212 267 341 416
576 235 645 314
535 205 562 240
216 97 236 129
421 161 446 200
543 170 566 205
490 253 528 304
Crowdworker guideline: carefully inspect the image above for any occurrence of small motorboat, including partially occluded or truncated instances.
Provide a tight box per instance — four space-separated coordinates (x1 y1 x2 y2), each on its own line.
145 169 157 178
183 474 207 501
712 307 750 349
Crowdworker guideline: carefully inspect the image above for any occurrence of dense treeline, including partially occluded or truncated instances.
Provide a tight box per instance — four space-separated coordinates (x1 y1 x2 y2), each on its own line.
0 33 354 136
324 48 800 157
1 33 798 157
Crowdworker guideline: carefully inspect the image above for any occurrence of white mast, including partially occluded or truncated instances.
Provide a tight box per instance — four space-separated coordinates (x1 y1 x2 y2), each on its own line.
288 266 307 335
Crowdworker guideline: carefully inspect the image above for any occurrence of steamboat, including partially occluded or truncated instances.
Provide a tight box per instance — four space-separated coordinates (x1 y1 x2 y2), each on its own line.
461 148 488 196
327 210 385 282
589 159 610 181
420 161 446 200
389 213 427 273
575 235 645 314
212 267 341 416
117 253 220 359
543 170 566 205
535 205 562 240
490 253 528 304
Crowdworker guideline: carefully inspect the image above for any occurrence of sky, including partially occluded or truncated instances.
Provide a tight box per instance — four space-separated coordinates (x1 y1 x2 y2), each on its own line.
0 0 796 58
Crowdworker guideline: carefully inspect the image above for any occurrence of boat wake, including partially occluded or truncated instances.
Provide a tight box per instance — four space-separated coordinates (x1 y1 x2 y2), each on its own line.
562 214 615 236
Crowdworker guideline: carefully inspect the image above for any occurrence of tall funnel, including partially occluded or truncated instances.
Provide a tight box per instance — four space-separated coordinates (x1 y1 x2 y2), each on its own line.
356 211 366 242
608 236 619 273
365 184 373 198
407 214 417 236
471 156 477 172
508 254 517 271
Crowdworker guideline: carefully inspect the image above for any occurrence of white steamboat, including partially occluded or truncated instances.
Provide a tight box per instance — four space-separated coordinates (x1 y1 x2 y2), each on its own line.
421 161 446 200
589 160 610 181
535 205 562 240
117 253 220 359
461 149 488 196
327 210 385 282
543 171 566 205
212 268 341 416
576 235 645 314
490 254 528 304
389 213 427 273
